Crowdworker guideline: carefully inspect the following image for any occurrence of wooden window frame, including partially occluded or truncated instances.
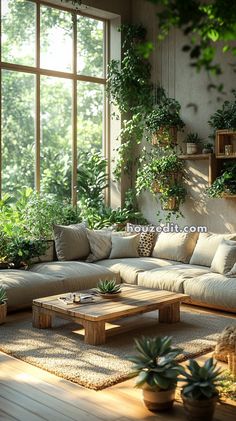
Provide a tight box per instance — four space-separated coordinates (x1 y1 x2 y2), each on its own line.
0 0 109 205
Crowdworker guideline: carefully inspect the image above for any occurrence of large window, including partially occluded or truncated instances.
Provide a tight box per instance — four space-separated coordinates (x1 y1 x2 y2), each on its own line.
0 0 107 203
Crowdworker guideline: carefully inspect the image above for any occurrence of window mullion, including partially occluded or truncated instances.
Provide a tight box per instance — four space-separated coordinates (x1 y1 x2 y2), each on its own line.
35 0 40 192
72 12 77 207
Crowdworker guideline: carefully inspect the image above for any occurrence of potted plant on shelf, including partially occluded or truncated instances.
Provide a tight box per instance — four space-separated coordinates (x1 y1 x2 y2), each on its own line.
208 90 236 131
128 336 183 411
146 97 185 148
181 357 222 421
184 132 202 155
206 162 236 198
202 142 214 154
0 287 7 325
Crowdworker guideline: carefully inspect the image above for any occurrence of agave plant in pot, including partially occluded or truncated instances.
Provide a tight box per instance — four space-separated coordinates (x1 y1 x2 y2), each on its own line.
95 279 122 299
184 132 202 155
128 336 183 411
0 287 7 325
181 357 222 421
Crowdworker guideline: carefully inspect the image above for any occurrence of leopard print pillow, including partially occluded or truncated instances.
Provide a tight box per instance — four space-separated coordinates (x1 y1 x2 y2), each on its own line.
138 232 156 257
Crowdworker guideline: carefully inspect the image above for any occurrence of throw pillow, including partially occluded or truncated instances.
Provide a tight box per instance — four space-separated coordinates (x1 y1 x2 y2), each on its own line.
86 229 111 262
53 223 90 261
109 234 140 259
190 232 236 267
211 239 236 274
138 232 156 257
152 232 198 263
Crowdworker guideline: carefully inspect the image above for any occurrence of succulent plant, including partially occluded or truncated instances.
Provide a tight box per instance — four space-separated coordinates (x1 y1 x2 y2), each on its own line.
184 132 202 144
181 357 222 400
95 279 122 295
128 336 184 390
0 287 7 305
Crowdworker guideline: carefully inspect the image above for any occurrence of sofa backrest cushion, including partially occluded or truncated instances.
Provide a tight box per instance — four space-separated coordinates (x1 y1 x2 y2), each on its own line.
86 229 112 262
109 234 140 259
152 232 198 263
190 232 236 267
53 223 90 261
210 239 236 274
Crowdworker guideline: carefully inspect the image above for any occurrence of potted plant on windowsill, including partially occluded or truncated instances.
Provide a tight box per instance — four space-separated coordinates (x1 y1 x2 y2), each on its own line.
0 287 7 325
128 336 184 411
184 132 202 155
146 97 185 148
181 358 222 421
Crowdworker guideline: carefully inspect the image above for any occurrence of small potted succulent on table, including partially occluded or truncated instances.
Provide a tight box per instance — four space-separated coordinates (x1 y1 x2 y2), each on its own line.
181 357 222 421
0 287 7 325
128 336 183 411
95 279 122 299
184 132 202 155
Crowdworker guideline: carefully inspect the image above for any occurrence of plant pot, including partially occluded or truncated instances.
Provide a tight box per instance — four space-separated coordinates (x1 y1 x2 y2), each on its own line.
142 387 176 411
152 126 177 147
181 393 218 421
186 143 198 154
98 292 122 299
0 302 7 325
161 197 180 211
202 148 213 154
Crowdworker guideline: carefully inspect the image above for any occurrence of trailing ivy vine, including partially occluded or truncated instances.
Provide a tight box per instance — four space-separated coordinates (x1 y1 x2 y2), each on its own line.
107 24 153 181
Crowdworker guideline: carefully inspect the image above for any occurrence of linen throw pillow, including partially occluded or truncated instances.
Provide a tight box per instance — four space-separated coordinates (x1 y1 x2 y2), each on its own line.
211 239 236 274
190 232 236 267
152 232 198 263
138 232 156 257
53 223 90 261
86 229 112 262
109 234 140 259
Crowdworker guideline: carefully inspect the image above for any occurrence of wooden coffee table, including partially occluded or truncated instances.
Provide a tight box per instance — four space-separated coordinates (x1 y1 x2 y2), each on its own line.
32 285 189 345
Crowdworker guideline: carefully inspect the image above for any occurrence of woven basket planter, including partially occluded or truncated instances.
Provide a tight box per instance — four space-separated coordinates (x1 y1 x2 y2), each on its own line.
151 126 178 147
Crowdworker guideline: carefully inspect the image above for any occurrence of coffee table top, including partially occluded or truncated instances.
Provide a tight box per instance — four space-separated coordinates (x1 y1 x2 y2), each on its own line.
33 285 188 322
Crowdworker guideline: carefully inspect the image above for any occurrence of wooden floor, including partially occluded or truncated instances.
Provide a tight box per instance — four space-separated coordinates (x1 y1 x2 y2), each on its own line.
0 307 236 421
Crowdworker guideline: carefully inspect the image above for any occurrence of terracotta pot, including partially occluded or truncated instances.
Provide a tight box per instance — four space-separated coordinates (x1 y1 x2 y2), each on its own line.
0 302 7 325
161 197 180 211
152 127 178 147
181 393 218 421
142 387 176 411
186 143 198 154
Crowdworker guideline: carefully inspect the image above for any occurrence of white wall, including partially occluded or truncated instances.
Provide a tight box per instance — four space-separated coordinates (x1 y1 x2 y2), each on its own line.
132 0 236 233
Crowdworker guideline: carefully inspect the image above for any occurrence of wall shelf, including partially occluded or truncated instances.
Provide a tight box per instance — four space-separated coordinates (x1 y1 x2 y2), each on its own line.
179 153 216 186
216 129 236 157
179 154 212 160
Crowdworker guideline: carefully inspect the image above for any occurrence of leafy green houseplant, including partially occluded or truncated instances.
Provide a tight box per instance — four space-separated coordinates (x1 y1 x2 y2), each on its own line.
146 97 185 147
181 358 222 421
208 91 236 131
0 287 7 325
95 280 122 298
128 336 183 411
206 162 236 198
202 142 214 154
184 132 202 155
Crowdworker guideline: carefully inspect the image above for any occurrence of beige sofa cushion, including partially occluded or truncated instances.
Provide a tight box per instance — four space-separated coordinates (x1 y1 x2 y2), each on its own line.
190 232 236 267
152 232 198 263
53 223 90 261
86 229 111 262
96 257 178 284
183 273 236 310
30 261 120 291
138 264 209 293
0 270 66 311
211 239 236 274
109 234 140 259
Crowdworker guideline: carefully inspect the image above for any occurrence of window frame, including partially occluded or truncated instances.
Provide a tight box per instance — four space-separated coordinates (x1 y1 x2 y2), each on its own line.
0 0 109 205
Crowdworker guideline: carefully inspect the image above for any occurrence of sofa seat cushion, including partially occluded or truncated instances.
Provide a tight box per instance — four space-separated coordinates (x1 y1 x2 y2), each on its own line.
137 265 210 293
0 270 66 312
95 257 178 284
30 261 120 291
183 273 236 310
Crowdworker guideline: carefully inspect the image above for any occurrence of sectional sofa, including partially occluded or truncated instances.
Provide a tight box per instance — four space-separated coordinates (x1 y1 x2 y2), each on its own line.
1 226 236 313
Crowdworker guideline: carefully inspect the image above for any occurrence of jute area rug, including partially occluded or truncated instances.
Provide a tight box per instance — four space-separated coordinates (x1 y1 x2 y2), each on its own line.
0 307 235 390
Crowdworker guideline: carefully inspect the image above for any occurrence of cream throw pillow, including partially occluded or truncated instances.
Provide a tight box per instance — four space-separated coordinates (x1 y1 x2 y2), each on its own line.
152 232 198 263
211 239 236 274
109 234 140 259
53 223 90 261
86 229 111 262
190 232 236 267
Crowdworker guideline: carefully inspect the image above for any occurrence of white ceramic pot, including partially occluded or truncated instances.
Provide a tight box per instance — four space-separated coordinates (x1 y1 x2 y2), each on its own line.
186 143 198 154
142 387 176 411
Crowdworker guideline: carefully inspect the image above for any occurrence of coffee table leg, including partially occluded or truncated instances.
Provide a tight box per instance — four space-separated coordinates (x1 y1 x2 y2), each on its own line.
83 320 106 345
32 306 52 329
159 302 180 323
